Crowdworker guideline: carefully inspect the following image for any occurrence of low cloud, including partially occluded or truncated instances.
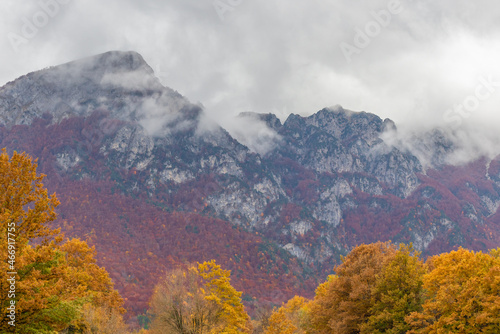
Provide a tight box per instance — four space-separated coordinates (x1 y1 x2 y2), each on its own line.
216 112 282 156
136 94 190 136
382 120 500 169
101 69 163 92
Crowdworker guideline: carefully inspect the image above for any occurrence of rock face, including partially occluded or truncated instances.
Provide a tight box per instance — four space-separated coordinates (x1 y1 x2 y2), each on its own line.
275 108 422 198
1 51 500 270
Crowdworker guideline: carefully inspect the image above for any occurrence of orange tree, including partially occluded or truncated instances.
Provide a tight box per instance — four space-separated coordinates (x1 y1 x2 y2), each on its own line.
309 242 398 333
406 248 500 333
0 149 124 333
264 295 311 334
309 242 425 334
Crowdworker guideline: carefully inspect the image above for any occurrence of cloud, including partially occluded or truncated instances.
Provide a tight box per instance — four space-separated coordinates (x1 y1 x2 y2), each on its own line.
218 112 282 156
382 120 500 169
137 94 194 137
1 0 499 163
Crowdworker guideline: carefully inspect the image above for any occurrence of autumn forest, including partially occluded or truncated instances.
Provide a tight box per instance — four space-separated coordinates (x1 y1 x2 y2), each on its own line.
1 149 500 333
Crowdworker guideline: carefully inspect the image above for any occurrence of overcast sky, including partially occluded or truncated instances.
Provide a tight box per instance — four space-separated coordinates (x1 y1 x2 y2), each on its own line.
1 0 500 137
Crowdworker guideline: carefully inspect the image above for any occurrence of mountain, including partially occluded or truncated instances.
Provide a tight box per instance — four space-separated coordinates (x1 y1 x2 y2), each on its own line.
1 51 499 319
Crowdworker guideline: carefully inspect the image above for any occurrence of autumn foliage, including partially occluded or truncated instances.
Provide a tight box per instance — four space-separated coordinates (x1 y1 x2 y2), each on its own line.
265 295 311 334
149 260 251 333
263 242 500 334
3 110 500 326
0 149 125 332
406 248 500 333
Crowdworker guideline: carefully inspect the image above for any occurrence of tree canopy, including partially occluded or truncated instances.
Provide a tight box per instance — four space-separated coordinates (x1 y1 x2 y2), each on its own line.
406 248 500 333
263 243 500 334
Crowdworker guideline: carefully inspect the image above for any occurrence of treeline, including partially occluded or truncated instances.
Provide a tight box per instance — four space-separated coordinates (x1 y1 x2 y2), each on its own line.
144 242 500 334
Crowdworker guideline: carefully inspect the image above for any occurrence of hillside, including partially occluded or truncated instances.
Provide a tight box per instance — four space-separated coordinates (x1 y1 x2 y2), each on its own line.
1 51 499 319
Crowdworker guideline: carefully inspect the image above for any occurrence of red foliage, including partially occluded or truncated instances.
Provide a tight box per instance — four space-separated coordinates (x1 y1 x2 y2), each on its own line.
40 177 317 318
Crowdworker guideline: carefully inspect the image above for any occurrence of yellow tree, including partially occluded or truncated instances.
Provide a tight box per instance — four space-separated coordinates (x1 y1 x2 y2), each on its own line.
0 149 125 332
406 248 500 333
308 275 338 334
80 303 131 334
265 296 311 334
0 149 60 247
149 261 251 334
197 260 251 333
1 149 65 332
61 238 124 313
149 266 221 334
265 309 296 334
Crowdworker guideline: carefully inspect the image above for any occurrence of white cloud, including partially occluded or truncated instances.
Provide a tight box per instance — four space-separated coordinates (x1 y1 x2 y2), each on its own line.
218 112 282 156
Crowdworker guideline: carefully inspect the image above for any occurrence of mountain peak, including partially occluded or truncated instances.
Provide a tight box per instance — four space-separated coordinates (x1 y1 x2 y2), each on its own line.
0 51 182 127
55 50 152 75
37 50 160 90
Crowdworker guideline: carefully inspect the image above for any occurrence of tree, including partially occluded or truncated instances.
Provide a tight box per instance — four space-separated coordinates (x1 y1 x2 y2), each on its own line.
0 149 68 332
80 303 130 334
309 242 397 334
149 261 251 334
265 308 296 334
197 260 251 333
149 266 221 334
265 296 311 334
0 149 60 247
360 244 425 334
406 248 500 333
249 304 273 334
60 238 124 313
308 275 338 333
0 149 125 332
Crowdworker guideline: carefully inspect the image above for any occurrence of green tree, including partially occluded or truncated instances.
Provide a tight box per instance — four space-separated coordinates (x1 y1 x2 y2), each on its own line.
360 244 425 334
308 242 425 334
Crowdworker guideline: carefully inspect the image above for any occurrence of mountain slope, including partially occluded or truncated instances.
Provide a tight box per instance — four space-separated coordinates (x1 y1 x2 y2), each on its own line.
1 51 499 319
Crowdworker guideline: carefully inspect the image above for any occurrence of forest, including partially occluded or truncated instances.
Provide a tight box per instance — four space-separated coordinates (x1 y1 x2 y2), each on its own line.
1 149 500 333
